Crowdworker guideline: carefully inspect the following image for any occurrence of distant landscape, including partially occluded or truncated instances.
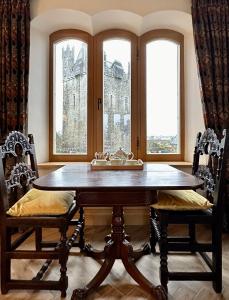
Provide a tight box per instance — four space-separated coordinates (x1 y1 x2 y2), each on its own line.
147 135 178 153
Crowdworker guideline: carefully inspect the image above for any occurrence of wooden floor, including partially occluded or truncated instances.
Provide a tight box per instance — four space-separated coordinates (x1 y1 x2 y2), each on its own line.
1 224 229 300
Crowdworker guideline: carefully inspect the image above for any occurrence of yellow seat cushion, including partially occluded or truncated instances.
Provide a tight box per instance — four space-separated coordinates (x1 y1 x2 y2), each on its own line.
151 190 213 211
7 188 75 216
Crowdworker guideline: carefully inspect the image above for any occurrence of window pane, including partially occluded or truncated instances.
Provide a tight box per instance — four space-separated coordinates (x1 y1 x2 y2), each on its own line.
103 39 131 153
146 40 180 154
53 39 87 154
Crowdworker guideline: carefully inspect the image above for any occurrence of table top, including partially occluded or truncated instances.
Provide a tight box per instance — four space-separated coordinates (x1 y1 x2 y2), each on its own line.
33 163 203 192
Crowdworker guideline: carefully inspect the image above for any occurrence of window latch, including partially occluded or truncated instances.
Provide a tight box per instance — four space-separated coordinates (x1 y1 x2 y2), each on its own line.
97 98 102 110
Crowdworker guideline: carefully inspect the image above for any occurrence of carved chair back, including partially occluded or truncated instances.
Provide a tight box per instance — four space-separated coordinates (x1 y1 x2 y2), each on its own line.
192 128 229 216
0 131 39 214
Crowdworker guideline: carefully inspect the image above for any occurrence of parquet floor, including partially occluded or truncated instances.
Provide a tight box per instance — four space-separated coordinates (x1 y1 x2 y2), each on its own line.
1 225 229 300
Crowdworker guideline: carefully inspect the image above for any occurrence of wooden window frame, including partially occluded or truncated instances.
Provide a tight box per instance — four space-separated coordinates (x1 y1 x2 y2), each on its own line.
49 29 94 162
139 29 184 161
49 29 184 162
93 30 138 155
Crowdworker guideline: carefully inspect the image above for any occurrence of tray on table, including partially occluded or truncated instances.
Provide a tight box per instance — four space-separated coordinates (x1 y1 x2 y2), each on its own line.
91 159 144 170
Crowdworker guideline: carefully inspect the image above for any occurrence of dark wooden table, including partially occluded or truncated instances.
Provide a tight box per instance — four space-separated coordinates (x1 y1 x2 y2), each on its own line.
33 163 203 300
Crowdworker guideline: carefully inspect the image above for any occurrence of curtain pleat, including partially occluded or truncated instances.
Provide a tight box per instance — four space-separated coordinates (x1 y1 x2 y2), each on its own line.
0 0 30 141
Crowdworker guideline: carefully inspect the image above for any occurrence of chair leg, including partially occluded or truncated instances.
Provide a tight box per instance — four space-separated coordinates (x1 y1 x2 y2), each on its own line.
35 227 42 251
159 213 169 292
150 207 157 254
79 207 85 250
1 258 11 294
189 224 196 253
212 224 222 293
1 228 11 294
59 226 69 297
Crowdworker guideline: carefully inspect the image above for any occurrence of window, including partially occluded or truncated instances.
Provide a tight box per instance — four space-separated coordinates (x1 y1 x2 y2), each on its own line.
50 29 183 161
94 30 138 155
103 40 130 152
140 30 184 161
49 30 93 161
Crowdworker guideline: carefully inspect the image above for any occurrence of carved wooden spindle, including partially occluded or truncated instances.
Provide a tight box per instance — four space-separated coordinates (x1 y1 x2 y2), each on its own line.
111 205 125 248
67 222 84 250
59 227 68 297
150 207 158 254
192 132 201 175
32 259 53 281
79 207 85 249
159 215 168 292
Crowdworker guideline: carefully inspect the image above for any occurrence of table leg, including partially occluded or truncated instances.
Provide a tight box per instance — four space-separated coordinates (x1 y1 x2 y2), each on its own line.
121 239 166 299
71 205 166 300
71 250 115 299
84 244 105 260
131 243 151 261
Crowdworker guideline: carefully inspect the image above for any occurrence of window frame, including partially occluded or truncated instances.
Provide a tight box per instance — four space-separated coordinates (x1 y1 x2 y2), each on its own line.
49 29 184 162
93 29 139 155
49 29 94 162
139 29 184 161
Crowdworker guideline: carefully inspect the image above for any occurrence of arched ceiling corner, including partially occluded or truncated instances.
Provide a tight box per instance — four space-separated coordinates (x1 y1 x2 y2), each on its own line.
31 8 193 37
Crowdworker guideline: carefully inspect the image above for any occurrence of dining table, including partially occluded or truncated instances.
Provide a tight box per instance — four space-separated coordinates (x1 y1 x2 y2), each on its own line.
33 163 203 300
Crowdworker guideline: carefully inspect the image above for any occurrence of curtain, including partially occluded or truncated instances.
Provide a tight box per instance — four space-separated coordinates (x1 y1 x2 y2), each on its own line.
0 0 30 142
191 0 229 131
192 0 229 231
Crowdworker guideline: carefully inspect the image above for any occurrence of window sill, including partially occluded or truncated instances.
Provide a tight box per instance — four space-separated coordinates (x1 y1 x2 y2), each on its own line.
38 161 192 169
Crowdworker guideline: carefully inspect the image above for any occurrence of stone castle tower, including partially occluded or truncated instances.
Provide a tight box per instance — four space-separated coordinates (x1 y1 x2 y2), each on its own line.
61 44 88 153
59 44 130 154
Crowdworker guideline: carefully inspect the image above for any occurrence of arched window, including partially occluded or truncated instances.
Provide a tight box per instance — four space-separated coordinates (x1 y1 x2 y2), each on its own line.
139 30 184 161
49 30 93 161
49 29 184 161
94 30 138 154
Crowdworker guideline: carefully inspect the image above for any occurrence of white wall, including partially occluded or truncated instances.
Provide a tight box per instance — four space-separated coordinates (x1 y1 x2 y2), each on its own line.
28 27 49 162
31 0 191 18
29 0 204 162
184 33 205 161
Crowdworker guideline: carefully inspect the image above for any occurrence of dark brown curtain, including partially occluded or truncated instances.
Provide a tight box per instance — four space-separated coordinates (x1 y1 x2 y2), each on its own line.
192 0 229 231
0 0 30 141
191 0 229 131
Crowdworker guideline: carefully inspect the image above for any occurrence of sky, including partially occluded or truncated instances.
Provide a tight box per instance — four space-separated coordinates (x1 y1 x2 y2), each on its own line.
146 40 179 137
103 39 130 73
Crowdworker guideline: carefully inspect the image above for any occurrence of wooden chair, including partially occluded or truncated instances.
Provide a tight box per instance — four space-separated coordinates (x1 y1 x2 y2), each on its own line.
150 128 229 294
0 131 84 297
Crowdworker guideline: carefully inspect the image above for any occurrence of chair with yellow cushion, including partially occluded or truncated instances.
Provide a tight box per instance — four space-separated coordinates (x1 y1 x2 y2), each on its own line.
0 131 84 297
150 128 229 294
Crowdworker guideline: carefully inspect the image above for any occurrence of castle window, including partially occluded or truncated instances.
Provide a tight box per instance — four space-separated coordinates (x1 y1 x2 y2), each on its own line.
139 30 184 161
49 29 183 161
49 30 93 161
95 30 138 155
